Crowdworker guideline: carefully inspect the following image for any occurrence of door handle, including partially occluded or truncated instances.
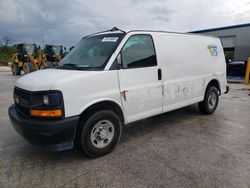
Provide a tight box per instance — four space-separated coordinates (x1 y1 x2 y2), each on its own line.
158 69 162 80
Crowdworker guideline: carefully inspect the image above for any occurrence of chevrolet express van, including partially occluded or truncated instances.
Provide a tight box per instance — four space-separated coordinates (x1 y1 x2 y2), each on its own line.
9 28 229 158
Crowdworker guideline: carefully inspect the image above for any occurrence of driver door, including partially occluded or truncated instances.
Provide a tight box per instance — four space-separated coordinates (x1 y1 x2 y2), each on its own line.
118 34 163 123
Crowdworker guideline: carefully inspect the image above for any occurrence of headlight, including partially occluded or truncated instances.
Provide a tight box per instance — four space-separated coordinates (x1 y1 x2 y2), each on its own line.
43 95 49 105
29 91 64 118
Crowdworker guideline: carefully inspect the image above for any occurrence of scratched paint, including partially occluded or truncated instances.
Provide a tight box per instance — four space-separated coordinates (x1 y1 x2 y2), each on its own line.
165 79 205 101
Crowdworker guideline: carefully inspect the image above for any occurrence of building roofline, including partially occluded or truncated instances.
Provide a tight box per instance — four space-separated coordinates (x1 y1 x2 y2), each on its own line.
190 23 250 33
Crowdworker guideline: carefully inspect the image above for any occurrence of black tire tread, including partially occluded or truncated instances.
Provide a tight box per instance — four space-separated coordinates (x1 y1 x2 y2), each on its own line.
198 86 219 114
79 110 122 158
12 63 21 75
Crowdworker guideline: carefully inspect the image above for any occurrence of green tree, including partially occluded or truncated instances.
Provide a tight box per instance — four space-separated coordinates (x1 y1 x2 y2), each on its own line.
0 46 16 66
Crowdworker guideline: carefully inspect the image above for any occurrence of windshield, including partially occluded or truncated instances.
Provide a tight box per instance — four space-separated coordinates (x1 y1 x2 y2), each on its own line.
51 46 62 55
23 44 35 55
59 33 124 70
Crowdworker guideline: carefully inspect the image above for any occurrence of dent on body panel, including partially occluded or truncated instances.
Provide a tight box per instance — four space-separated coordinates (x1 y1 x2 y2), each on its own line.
122 82 162 113
164 79 205 102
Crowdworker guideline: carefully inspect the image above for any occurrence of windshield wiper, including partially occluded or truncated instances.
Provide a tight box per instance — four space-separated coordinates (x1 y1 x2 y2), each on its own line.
57 63 81 70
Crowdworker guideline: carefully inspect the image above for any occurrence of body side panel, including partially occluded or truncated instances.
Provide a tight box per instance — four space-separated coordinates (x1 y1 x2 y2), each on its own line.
152 32 226 112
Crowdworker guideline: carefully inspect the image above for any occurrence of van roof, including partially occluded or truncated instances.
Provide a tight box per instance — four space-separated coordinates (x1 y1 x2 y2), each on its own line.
127 30 219 39
84 27 219 40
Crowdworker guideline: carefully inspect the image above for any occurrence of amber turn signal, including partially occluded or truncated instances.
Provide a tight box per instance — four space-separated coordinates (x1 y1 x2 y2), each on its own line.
30 109 62 117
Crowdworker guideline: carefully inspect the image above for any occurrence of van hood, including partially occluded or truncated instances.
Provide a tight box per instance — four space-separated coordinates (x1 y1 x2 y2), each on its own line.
16 69 98 91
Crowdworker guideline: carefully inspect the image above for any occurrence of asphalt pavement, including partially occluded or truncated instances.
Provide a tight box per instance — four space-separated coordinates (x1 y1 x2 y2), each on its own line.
0 67 250 188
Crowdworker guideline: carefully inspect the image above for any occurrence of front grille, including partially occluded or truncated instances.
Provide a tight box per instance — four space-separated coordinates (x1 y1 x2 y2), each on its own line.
14 87 31 100
14 87 31 116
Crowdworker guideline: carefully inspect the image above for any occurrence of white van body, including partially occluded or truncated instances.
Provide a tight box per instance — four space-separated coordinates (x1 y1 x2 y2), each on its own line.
9 30 228 156
16 31 227 123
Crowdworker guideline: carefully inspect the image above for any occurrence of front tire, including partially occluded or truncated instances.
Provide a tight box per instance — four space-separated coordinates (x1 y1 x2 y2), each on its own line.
198 86 219 114
11 63 21 75
79 110 122 158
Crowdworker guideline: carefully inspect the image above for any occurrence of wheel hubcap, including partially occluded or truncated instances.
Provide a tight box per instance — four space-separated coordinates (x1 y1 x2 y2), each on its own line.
208 92 216 109
90 120 114 148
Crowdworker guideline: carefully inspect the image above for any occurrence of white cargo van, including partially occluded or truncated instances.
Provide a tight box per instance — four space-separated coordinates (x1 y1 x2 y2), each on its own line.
9 28 229 157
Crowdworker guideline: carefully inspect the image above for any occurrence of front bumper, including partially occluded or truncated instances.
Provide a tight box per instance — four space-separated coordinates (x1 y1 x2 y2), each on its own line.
8 105 79 151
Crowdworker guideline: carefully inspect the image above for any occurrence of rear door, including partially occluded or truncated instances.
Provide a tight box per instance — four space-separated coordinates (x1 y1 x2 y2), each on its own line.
118 34 163 123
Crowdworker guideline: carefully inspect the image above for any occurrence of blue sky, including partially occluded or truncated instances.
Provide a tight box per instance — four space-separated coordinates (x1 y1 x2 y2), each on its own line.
0 0 250 48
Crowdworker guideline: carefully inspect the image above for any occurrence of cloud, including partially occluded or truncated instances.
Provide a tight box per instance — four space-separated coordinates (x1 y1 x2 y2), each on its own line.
0 0 249 48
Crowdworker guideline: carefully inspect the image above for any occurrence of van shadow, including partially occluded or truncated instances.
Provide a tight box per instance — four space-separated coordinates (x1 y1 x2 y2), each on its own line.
12 104 200 163
121 104 200 141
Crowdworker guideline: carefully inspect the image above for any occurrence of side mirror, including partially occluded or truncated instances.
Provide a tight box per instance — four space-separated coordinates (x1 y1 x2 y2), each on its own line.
64 47 66 51
117 53 122 69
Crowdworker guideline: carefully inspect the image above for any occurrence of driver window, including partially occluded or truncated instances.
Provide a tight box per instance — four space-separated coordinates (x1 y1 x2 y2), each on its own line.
121 35 157 69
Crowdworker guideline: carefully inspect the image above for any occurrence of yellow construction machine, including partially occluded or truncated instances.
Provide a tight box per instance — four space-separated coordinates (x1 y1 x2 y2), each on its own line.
11 43 45 75
43 44 64 67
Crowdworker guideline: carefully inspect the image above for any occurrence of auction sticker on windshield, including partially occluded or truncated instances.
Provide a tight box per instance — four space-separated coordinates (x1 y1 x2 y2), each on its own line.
102 37 118 42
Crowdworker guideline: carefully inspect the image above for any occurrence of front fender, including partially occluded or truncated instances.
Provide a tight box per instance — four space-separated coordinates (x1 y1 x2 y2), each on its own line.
77 98 127 124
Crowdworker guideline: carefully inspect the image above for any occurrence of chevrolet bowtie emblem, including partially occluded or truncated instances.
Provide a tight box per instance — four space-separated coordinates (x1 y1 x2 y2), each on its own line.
14 95 20 104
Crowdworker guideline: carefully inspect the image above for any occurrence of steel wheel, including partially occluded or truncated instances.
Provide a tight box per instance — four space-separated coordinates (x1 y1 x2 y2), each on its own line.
23 64 28 74
23 62 34 74
79 110 122 158
208 92 217 109
198 86 219 114
90 120 115 149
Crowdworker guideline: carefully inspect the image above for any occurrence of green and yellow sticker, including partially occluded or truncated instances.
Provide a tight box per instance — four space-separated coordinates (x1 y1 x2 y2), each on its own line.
207 44 218 56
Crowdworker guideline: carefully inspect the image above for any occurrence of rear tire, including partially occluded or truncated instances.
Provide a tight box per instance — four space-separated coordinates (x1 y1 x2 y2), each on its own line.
198 86 219 114
23 62 34 74
79 110 122 158
11 63 21 75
